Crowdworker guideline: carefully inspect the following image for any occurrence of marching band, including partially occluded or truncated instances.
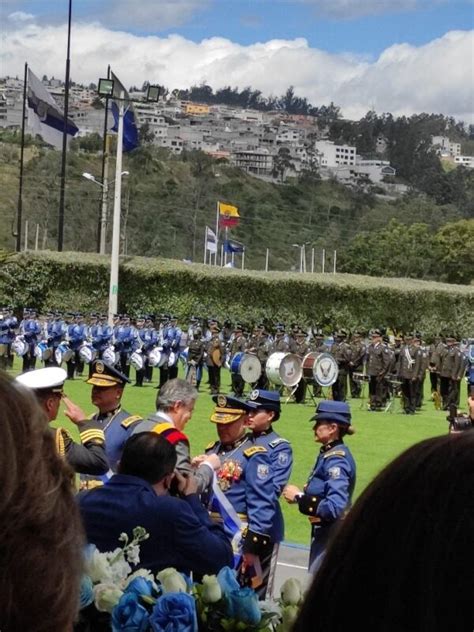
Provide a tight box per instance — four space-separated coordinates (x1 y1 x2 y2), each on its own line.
3 306 472 411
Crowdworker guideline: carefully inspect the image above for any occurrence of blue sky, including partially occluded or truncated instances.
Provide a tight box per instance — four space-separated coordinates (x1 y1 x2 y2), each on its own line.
2 0 473 121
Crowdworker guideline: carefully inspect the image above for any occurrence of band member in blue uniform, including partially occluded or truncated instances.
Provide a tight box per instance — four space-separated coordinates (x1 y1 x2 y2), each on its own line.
64 359 142 487
205 394 278 599
46 311 66 367
159 315 182 387
133 315 157 386
114 314 137 377
19 308 42 372
284 400 356 574
66 312 87 379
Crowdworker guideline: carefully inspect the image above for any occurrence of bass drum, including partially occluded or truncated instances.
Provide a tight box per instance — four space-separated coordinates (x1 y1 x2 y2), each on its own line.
313 352 339 387
230 352 262 384
265 352 302 388
12 336 29 357
35 341 52 361
102 345 118 366
302 352 320 381
148 347 166 368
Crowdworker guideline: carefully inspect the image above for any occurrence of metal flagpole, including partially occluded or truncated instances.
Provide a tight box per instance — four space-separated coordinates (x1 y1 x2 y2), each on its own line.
322 248 326 273
215 201 220 266
98 65 111 254
58 0 73 251
108 90 125 324
24 220 28 251
15 62 28 253
311 247 315 273
203 227 207 264
224 227 228 265
333 249 337 273
220 244 224 266
35 224 40 250
242 249 245 270
265 248 269 272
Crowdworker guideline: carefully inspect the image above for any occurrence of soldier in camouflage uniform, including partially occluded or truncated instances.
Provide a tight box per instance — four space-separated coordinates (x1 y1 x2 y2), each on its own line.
397 333 422 414
331 330 352 402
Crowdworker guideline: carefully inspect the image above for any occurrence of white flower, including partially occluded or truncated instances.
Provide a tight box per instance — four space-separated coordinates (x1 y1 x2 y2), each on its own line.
200 575 222 604
108 556 132 584
280 577 303 606
125 543 141 566
94 583 124 613
86 549 113 584
156 568 188 593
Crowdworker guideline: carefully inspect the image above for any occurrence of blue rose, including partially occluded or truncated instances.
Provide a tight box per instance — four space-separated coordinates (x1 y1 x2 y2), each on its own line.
79 574 94 609
125 577 156 599
226 587 262 626
149 593 198 632
111 593 150 632
216 566 240 597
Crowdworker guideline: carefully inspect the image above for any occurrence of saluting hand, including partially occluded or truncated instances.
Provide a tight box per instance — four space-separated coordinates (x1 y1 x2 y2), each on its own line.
62 396 87 426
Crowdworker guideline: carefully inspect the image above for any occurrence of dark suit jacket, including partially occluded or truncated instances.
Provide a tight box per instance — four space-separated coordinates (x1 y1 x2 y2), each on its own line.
78 474 233 576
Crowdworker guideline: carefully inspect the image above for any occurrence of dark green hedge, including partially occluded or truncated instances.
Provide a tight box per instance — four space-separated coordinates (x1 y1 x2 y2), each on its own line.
2 251 473 336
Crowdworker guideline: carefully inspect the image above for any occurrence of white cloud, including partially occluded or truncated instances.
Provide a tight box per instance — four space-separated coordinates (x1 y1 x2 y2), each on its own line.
7 10 34 22
99 0 210 30
1 22 473 122
300 0 447 20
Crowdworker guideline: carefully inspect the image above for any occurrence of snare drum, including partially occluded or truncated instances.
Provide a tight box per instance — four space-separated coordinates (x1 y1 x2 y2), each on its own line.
103 345 118 366
313 353 339 387
55 342 73 365
148 347 166 368
12 336 28 357
230 352 262 384
35 341 52 361
79 343 96 364
353 372 369 383
265 352 303 387
130 350 144 371
302 352 320 381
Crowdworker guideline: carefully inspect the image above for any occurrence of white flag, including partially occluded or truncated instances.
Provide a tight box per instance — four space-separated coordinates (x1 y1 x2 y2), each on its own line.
27 68 78 150
205 226 217 253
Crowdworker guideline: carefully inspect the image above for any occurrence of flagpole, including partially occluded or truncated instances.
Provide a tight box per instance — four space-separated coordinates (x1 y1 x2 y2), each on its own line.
108 90 124 324
224 226 228 265
311 247 315 273
215 201 220 266
203 227 207 264
333 249 337 274
220 244 224 267
242 249 245 270
58 0 73 251
98 64 111 254
15 62 28 252
322 248 326 273
265 248 269 272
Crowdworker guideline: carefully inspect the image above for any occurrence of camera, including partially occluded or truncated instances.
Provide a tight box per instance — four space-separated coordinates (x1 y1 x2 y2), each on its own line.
447 404 473 433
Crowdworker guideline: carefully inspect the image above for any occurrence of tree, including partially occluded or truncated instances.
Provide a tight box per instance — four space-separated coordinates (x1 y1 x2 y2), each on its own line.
272 147 294 182
434 219 474 284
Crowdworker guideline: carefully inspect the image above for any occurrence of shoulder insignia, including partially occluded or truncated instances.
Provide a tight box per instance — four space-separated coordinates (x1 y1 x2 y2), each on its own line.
205 440 218 451
152 422 189 446
269 437 289 448
121 415 142 429
244 445 267 458
323 449 346 459
55 428 67 458
80 428 105 445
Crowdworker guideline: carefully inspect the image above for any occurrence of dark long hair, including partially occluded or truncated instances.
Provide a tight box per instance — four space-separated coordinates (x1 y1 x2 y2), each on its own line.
0 371 84 632
293 432 474 632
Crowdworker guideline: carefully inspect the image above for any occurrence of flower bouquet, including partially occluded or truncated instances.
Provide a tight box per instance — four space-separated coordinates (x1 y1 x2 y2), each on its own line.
76 528 306 632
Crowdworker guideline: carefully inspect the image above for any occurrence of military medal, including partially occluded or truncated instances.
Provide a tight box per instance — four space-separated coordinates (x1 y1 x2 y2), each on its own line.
217 459 242 491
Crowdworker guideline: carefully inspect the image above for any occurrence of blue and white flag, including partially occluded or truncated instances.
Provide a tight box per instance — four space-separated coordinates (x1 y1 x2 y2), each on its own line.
27 68 78 150
224 239 245 254
205 226 217 253
110 71 139 152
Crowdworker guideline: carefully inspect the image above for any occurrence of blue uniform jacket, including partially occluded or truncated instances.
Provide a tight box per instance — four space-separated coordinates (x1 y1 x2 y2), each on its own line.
67 323 87 350
114 325 137 352
0 319 9 344
298 439 356 567
89 407 142 473
206 436 280 552
78 474 234 576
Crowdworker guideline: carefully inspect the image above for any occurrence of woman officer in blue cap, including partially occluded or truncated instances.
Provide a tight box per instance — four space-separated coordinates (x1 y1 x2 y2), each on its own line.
283 400 356 573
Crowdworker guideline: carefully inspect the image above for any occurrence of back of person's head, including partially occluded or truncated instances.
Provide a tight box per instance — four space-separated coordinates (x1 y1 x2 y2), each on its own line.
0 371 83 632
156 378 198 412
119 432 177 484
293 432 474 632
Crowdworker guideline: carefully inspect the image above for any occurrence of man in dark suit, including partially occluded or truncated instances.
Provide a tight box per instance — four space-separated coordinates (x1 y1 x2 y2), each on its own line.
78 432 233 577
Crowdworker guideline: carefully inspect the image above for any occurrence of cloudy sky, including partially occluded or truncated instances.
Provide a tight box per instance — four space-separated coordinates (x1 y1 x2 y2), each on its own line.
1 0 473 122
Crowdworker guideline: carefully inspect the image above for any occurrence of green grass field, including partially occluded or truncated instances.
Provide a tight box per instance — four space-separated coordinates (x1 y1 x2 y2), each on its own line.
8 360 449 546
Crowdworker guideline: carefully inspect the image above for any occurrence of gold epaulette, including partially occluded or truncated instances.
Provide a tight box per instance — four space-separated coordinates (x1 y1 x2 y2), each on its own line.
323 449 346 459
80 428 105 444
55 428 67 458
121 415 142 429
243 445 267 458
205 440 218 450
153 421 174 434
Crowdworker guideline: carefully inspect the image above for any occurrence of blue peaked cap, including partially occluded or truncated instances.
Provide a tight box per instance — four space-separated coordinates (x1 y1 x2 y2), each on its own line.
310 400 352 426
245 389 281 416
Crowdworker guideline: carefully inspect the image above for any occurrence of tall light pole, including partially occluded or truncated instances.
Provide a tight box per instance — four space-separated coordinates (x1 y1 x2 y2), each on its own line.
82 170 128 255
58 0 72 251
109 90 124 324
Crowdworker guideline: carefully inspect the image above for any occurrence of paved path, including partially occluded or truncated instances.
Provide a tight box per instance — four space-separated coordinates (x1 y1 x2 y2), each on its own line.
272 541 310 596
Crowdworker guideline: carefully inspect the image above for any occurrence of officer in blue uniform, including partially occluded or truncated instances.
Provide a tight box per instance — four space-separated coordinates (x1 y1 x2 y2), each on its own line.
0 307 11 371
205 394 278 599
3 307 18 369
114 314 137 377
46 311 66 366
159 315 182 387
244 389 293 596
64 359 142 487
133 315 157 386
284 400 356 574
19 308 42 372
98 313 114 357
